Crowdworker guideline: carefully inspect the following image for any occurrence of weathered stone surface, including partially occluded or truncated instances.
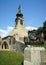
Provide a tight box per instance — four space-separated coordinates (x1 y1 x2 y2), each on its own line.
24 46 46 65
15 41 25 52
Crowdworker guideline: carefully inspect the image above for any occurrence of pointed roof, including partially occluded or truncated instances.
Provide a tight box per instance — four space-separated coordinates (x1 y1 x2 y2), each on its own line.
18 5 21 14
16 5 23 17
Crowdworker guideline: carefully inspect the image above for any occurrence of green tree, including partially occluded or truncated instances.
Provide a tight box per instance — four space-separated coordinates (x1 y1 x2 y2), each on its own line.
37 27 43 33
44 41 46 49
43 21 46 40
36 27 43 41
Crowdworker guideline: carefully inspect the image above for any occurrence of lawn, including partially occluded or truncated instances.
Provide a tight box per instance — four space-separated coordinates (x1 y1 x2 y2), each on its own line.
0 51 24 65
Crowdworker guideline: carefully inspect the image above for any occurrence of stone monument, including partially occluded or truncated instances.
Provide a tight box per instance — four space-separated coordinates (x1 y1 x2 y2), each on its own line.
24 46 46 65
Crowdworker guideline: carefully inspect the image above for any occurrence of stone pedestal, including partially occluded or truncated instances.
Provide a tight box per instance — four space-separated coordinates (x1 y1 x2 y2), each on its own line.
24 46 46 65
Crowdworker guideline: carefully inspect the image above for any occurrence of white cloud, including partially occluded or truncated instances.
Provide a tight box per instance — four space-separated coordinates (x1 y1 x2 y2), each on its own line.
26 26 37 31
0 29 7 38
0 26 13 38
7 26 13 31
0 26 37 38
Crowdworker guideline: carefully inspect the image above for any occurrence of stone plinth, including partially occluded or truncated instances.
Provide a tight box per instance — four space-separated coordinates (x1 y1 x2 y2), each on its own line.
24 46 46 65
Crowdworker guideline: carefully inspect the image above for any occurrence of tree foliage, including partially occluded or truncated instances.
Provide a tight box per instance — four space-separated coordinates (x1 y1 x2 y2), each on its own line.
37 27 43 33
43 21 46 40
44 41 46 49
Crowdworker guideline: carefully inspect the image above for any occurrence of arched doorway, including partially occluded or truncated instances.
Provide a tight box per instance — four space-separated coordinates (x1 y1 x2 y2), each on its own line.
2 41 8 49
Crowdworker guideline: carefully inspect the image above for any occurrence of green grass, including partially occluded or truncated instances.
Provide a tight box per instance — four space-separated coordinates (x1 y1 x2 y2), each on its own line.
0 51 24 65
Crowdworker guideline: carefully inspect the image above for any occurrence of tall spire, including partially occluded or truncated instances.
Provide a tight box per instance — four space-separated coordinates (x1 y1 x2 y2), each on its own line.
16 5 23 17
18 5 21 14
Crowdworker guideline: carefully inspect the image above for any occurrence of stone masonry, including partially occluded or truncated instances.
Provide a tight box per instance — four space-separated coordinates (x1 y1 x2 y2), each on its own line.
24 46 46 65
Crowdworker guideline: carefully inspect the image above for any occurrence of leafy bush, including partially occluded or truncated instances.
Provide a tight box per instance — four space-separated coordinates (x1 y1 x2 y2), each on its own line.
44 41 46 49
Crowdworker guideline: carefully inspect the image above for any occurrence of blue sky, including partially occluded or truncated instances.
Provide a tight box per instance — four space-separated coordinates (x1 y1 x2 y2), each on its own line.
0 0 46 29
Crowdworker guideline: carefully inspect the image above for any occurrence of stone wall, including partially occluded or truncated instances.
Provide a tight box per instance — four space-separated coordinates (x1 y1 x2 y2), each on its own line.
24 46 46 65
15 41 25 53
